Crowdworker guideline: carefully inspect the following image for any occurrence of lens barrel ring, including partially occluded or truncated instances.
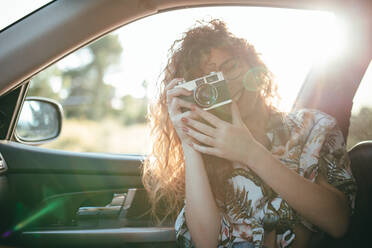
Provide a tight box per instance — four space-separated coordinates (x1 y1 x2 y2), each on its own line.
194 83 218 108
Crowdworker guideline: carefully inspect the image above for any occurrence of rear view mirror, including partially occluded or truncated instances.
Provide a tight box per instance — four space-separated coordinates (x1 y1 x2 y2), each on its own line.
15 97 63 144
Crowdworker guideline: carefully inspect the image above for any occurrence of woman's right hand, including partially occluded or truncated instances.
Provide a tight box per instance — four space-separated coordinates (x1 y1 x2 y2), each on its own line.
165 78 196 144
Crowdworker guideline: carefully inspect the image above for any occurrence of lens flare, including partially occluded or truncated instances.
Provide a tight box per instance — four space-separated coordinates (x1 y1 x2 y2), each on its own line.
242 66 267 91
1 199 64 239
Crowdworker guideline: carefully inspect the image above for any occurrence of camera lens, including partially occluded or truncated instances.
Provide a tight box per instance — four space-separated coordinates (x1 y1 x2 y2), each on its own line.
194 84 218 108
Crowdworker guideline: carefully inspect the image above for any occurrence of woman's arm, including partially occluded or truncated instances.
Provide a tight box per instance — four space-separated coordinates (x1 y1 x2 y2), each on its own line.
248 144 349 238
165 78 221 247
182 143 221 248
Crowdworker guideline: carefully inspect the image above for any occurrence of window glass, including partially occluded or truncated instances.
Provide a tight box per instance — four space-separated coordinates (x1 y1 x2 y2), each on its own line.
28 34 151 154
25 6 343 154
0 0 52 31
347 60 372 149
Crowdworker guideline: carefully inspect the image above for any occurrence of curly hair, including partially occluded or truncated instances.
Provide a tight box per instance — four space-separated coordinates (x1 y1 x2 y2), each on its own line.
142 19 279 224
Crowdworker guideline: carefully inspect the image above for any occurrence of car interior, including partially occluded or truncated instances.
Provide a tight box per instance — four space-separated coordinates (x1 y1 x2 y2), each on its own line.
0 0 371 247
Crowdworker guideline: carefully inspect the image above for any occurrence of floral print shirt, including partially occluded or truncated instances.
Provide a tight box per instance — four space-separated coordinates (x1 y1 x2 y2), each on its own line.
175 109 357 248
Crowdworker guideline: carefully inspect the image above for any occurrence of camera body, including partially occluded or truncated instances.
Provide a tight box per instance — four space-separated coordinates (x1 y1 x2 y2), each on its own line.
176 72 232 122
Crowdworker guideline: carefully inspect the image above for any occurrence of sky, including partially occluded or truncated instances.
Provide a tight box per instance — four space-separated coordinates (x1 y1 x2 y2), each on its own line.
1 1 371 113
108 6 354 112
0 0 51 31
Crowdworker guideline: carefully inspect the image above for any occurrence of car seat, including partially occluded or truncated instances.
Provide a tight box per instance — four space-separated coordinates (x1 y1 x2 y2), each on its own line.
345 141 372 246
310 141 372 247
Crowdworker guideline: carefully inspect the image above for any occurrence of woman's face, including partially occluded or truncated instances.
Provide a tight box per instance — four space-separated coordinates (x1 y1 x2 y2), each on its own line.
201 48 259 117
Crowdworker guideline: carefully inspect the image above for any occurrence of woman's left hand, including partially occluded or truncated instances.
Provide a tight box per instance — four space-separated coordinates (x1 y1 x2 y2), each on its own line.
182 102 262 165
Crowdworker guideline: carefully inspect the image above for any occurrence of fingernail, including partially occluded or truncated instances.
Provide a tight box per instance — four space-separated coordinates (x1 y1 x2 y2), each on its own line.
188 143 193 147
182 126 189 133
181 117 188 123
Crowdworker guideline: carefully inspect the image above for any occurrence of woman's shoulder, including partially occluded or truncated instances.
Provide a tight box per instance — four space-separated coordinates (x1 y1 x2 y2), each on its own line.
285 108 337 131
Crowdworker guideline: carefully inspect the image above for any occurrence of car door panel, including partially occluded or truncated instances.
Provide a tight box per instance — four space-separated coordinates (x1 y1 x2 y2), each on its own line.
0 141 142 218
0 141 142 174
0 141 175 247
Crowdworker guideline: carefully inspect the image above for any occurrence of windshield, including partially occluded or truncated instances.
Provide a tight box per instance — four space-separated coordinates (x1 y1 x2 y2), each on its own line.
0 0 53 31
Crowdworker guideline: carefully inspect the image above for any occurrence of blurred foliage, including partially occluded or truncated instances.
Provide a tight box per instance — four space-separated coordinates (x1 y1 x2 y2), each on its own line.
347 107 372 149
28 34 148 126
42 119 150 154
115 94 148 125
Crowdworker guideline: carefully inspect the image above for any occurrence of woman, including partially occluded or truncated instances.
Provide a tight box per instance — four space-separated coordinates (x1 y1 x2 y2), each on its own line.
142 19 356 248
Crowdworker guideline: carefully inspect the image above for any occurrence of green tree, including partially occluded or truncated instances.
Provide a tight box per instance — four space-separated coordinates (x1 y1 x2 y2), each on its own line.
29 34 123 120
63 34 123 120
28 34 150 126
28 65 61 100
348 107 372 149
119 95 148 125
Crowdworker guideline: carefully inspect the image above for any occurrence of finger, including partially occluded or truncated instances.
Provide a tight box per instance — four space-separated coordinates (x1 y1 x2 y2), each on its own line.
182 117 216 137
183 126 215 146
286 234 295 244
280 233 295 248
231 102 244 125
282 230 291 238
171 111 197 127
192 106 227 128
169 97 195 115
166 87 192 104
281 230 295 248
165 78 185 92
190 142 221 157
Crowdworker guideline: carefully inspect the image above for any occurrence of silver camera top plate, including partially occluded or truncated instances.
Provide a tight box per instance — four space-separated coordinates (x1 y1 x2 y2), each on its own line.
175 72 224 91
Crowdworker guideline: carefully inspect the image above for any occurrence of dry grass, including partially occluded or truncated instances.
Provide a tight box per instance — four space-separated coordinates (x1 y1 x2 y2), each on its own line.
42 118 151 155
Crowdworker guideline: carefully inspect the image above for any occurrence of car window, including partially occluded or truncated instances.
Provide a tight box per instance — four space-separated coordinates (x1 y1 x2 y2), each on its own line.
347 60 372 149
24 6 342 155
27 34 151 154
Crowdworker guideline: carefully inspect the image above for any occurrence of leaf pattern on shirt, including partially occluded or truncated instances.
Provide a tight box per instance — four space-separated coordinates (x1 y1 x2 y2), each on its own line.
225 183 253 221
175 109 357 248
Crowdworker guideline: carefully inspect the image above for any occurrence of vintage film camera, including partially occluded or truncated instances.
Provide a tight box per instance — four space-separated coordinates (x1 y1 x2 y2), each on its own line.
176 72 232 123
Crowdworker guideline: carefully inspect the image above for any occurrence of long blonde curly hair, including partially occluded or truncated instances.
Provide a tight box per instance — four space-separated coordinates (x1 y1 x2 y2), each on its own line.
142 19 279 224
